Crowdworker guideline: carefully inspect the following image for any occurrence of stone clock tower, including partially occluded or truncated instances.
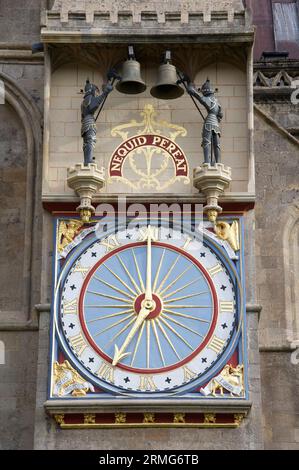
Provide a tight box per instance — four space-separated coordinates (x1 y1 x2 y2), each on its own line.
8 0 299 450
29 0 264 449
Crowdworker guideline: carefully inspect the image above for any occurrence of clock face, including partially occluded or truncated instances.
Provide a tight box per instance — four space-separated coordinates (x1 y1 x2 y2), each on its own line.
57 223 241 396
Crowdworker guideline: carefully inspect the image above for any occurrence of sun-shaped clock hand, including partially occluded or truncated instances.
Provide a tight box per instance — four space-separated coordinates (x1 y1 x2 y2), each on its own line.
145 225 153 302
112 302 153 366
112 226 156 366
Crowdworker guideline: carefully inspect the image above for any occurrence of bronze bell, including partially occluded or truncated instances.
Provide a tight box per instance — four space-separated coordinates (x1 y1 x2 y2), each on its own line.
150 51 184 100
116 46 146 95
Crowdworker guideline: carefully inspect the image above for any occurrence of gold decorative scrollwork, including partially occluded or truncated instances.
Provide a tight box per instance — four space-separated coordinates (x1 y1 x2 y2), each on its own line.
215 220 240 252
173 413 186 424
234 413 245 426
84 414 96 424
111 104 187 141
53 360 95 397
109 104 190 191
115 412 127 424
54 414 65 426
143 413 155 424
58 220 83 254
204 413 216 424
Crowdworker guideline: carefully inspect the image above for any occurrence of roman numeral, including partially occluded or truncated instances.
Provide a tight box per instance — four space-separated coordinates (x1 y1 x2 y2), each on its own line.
139 376 157 391
69 333 87 355
220 301 234 313
182 237 192 250
97 362 115 383
183 366 197 382
208 336 225 354
101 235 121 252
208 264 223 277
73 264 89 278
63 298 77 315
139 226 158 242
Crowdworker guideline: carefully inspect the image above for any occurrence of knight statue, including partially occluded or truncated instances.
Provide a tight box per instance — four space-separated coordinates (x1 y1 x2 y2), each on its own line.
187 79 223 166
81 79 113 166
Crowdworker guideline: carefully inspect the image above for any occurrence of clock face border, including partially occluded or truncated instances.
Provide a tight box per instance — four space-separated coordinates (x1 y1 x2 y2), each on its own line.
49 217 246 400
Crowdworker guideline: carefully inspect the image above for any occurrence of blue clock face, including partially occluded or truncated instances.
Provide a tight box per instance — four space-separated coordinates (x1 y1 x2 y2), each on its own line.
80 242 216 373
58 225 239 394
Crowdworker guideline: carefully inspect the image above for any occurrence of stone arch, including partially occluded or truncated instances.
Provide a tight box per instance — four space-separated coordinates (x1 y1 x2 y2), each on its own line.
283 202 299 345
0 72 43 324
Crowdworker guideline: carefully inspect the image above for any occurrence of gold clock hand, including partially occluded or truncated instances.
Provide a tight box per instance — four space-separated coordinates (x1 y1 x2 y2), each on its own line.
145 225 153 301
112 304 152 366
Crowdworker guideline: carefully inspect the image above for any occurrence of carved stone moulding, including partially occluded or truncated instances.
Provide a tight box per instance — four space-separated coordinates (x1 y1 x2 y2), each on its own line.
42 1 253 44
48 0 246 25
193 163 232 222
51 411 247 429
67 163 105 223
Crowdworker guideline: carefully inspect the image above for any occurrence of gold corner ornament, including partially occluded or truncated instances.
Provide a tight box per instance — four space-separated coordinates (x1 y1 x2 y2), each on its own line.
234 414 245 426
52 360 95 397
108 104 190 191
215 220 240 252
54 414 65 426
58 220 84 254
200 364 244 397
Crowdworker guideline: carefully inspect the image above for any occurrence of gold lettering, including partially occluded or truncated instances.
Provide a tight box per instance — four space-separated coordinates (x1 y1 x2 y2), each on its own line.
208 264 223 277
97 362 115 383
139 376 157 391
70 333 87 355
208 336 225 354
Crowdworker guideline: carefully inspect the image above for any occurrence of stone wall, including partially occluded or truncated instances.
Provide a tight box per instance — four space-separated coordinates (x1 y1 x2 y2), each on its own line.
0 331 38 450
0 0 42 44
254 109 299 449
0 0 44 451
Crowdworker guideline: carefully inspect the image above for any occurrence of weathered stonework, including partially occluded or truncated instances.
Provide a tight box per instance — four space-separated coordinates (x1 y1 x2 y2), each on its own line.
0 0 298 451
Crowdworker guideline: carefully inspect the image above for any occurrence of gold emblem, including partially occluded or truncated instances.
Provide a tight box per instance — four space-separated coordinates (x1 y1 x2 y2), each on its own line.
52 360 95 397
54 414 65 425
58 220 83 253
234 413 245 426
204 413 216 424
84 414 96 424
115 413 127 424
210 364 244 397
173 413 186 424
108 104 190 191
215 221 240 252
143 413 155 424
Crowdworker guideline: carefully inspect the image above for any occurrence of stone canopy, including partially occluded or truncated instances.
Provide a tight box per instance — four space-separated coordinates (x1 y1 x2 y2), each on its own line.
43 0 251 43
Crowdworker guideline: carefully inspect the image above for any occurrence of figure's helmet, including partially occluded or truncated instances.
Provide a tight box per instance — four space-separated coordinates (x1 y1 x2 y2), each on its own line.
201 78 214 96
84 79 99 97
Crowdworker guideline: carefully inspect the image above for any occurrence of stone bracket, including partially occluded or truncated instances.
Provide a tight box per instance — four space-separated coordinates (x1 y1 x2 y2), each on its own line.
67 163 105 223
193 163 232 222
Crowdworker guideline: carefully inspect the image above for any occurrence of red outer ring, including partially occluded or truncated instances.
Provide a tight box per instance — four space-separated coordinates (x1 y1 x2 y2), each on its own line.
78 242 218 374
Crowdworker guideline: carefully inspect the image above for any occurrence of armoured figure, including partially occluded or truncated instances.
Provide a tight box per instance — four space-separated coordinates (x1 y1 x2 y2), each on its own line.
81 79 113 166
187 79 223 165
